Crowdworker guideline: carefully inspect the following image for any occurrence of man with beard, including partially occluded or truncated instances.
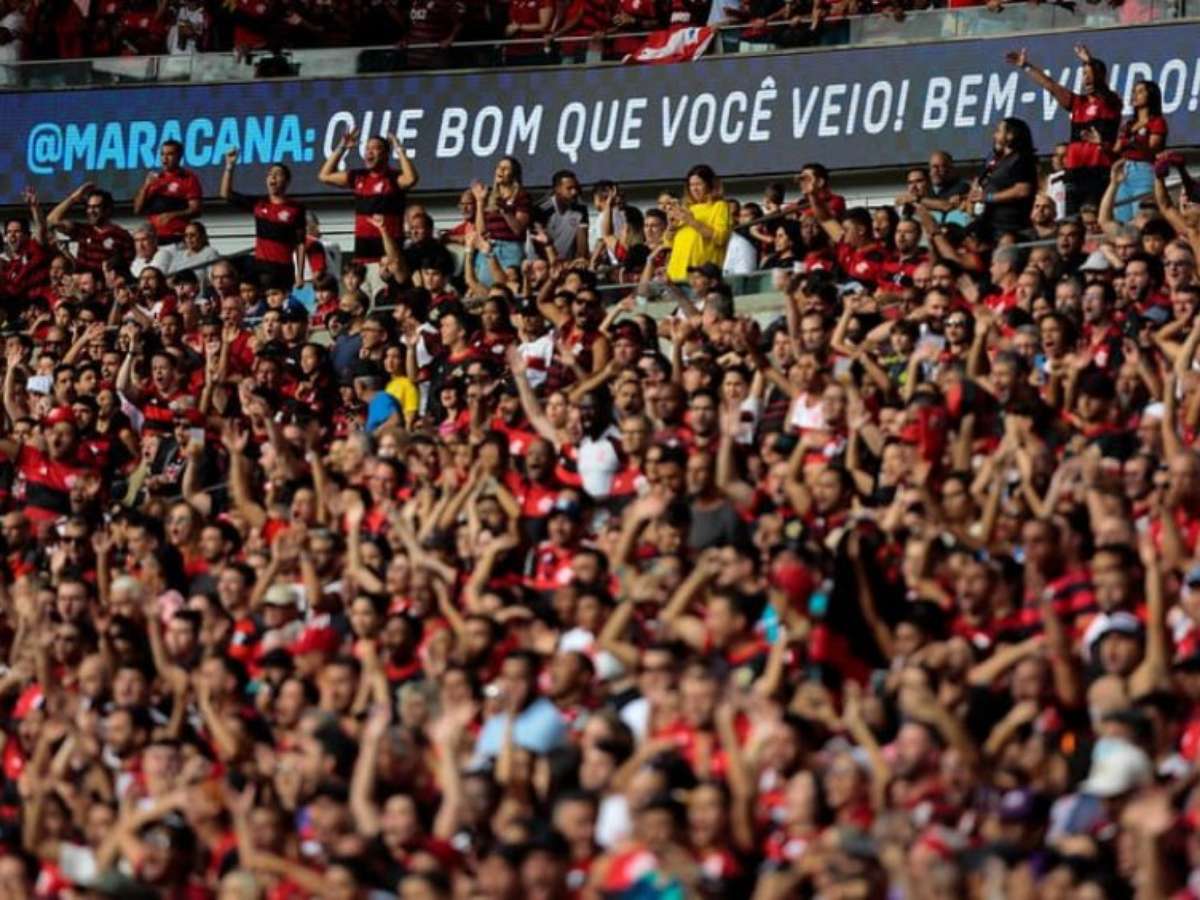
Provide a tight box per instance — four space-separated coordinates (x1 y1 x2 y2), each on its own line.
47 184 135 277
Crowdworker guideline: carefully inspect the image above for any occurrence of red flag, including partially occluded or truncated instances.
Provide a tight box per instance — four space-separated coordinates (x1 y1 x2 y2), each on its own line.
622 25 714 65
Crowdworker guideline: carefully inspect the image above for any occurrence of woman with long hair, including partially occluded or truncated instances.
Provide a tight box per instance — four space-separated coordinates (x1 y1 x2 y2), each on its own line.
294 341 335 424
471 156 532 288
970 117 1038 239
666 164 732 282
761 220 802 270
1111 79 1167 223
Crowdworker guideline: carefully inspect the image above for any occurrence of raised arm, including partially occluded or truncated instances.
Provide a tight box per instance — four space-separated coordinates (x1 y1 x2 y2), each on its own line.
1130 531 1170 698
349 706 389 837
659 552 720 650
1098 160 1124 233
318 128 357 189
506 346 563 448
219 149 237 201
220 420 267 531
1006 46 1074 109
389 135 419 190
46 182 94 233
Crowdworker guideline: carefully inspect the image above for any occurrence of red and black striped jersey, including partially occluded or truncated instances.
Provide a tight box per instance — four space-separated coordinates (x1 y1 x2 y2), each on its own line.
0 239 50 302
349 167 405 263
229 192 306 267
73 221 135 275
141 168 202 242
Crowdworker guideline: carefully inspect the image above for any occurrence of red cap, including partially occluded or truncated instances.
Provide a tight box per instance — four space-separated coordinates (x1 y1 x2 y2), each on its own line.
290 626 341 658
43 406 76 428
12 684 44 720
770 559 816 606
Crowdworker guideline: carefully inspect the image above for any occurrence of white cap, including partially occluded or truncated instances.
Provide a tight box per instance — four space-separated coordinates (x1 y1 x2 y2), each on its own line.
1083 610 1144 655
1080 737 1152 798
1078 250 1112 273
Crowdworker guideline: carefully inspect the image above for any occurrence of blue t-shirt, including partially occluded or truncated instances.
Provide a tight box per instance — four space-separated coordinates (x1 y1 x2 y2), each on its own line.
473 697 569 762
365 391 401 433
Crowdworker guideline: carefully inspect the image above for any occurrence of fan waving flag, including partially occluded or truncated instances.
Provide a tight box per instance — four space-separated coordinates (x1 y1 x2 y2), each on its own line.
623 25 715 65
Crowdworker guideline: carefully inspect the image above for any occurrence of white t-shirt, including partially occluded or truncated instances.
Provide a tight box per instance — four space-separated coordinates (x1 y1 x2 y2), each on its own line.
167 5 206 54
519 332 556 390
576 435 619 499
168 244 221 289
788 392 826 432
723 231 758 276
1047 171 1067 220
131 248 175 279
0 12 25 64
596 793 633 849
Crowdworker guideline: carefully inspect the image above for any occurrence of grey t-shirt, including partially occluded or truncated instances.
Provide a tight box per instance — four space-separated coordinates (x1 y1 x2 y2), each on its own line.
688 500 746 552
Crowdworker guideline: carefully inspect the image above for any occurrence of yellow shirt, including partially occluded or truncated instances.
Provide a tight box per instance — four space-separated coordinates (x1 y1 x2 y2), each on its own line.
666 199 731 282
386 376 419 420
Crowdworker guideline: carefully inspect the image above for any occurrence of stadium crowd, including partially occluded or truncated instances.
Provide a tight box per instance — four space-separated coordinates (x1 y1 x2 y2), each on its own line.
0 34 1197 900
2 0 1078 66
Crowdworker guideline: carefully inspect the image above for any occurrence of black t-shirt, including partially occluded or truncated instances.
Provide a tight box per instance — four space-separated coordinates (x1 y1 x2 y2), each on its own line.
982 152 1038 236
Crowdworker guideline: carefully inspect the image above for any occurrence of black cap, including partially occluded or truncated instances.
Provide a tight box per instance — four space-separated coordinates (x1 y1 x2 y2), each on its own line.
259 648 294 672
350 359 385 381
520 827 570 861
686 262 722 280
655 440 687 467
280 306 309 323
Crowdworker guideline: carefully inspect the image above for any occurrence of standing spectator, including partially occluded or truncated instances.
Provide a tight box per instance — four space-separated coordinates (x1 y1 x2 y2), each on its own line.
552 0 612 64
165 0 211 54
404 0 465 68
229 0 276 50
505 0 555 64
471 157 533 286
534 170 589 261
0 0 25 86
1008 43 1122 215
132 140 203 246
318 130 418 272
970 117 1038 239
220 150 306 290
46 185 135 277
1111 80 1166 224
1 189 50 314
666 164 731 282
